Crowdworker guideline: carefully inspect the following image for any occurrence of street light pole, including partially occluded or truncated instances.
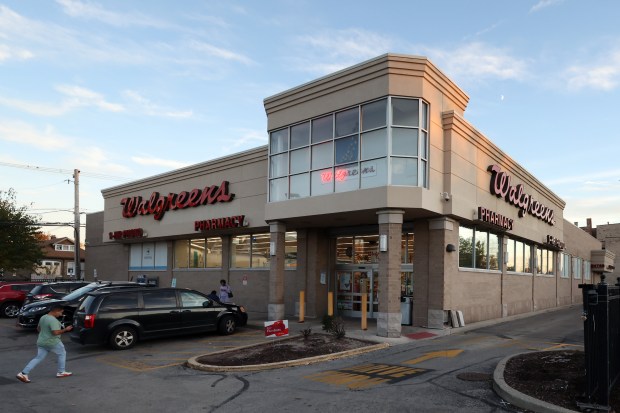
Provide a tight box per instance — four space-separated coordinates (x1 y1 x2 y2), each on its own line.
73 169 80 279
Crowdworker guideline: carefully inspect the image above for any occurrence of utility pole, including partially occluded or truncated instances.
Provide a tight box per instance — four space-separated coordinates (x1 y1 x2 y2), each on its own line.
73 169 80 279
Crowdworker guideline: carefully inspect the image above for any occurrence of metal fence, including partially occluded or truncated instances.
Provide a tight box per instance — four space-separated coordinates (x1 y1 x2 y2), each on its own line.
579 276 620 410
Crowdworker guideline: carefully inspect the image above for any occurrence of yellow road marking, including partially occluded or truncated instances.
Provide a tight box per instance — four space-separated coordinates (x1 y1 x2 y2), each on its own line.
403 349 463 365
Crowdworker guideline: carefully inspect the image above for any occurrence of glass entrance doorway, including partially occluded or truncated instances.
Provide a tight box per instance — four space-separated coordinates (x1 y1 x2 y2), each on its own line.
336 269 379 318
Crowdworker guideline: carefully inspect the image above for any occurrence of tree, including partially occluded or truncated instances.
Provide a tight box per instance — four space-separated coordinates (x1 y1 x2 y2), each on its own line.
0 189 43 274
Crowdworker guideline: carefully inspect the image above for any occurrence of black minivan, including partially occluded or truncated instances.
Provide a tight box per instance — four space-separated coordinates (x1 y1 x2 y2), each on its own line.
70 287 248 350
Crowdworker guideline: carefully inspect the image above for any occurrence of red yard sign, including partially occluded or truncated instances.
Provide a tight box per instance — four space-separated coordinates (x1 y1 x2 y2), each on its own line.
264 320 289 338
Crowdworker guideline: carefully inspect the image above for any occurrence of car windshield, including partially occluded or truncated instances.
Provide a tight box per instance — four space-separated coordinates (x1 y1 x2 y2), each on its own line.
61 284 98 301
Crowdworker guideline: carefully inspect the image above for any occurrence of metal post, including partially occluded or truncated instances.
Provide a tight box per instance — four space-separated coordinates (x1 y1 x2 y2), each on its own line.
298 290 305 323
73 169 80 279
328 292 333 316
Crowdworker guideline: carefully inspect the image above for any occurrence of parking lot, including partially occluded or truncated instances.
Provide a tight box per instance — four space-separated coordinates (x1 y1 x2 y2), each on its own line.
0 306 584 413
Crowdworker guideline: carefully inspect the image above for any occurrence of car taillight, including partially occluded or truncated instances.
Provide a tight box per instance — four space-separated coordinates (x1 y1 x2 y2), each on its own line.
84 314 96 328
34 294 53 300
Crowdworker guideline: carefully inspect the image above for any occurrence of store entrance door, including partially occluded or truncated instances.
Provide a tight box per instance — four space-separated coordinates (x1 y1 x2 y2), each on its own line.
336 269 378 318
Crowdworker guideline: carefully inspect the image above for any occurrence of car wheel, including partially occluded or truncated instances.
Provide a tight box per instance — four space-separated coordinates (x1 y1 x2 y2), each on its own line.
109 326 138 350
218 315 236 335
1 302 20 318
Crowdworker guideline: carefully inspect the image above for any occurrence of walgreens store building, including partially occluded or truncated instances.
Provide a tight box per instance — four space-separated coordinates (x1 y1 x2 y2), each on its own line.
86 54 609 338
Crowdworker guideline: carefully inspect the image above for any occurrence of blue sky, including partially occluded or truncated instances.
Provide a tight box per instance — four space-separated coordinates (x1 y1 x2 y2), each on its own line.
1 0 619 241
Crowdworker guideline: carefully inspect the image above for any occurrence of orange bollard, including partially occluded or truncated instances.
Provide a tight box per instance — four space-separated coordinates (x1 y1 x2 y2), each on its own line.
328 292 333 316
299 290 305 323
361 291 368 331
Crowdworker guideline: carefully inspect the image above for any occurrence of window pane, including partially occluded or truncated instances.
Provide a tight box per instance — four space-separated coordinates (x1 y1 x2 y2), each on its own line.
524 244 531 273
475 230 488 269
489 234 499 270
270 129 288 153
335 163 360 193
311 115 333 143
335 107 359 137
290 173 310 199
231 235 250 268
130 244 142 269
392 98 419 127
291 122 310 149
360 158 387 188
392 128 418 156
420 131 428 159
355 235 379 264
206 237 222 268
290 147 310 174
189 239 205 268
506 239 515 271
174 240 189 268
311 141 333 169
100 293 139 311
143 290 177 309
537 249 543 273
336 236 354 264
269 177 288 202
515 241 524 272
547 251 554 275
180 291 208 308
361 128 387 159
311 168 334 196
401 233 414 264
422 101 429 129
270 153 288 178
285 232 297 269
362 99 387 131
459 226 474 268
421 160 427 187
251 233 270 268
391 157 418 185
335 135 358 164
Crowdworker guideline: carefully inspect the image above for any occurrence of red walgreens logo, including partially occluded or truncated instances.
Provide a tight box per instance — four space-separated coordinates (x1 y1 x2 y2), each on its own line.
264 320 289 337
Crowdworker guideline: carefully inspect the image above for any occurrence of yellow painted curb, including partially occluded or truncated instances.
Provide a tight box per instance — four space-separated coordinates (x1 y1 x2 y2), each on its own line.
187 339 390 372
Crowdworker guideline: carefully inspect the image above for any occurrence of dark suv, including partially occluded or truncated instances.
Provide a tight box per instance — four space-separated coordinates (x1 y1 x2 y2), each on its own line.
17 281 143 329
24 281 89 305
70 288 248 350
0 282 40 318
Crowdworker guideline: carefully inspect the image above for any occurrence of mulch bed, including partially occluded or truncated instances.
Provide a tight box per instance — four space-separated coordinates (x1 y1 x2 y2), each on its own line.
196 333 375 366
504 350 619 411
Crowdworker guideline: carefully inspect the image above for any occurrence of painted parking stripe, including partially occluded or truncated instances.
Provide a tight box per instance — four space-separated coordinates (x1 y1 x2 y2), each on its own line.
305 363 429 389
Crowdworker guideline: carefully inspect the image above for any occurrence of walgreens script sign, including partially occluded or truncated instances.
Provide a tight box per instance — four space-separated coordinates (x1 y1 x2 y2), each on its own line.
264 320 289 338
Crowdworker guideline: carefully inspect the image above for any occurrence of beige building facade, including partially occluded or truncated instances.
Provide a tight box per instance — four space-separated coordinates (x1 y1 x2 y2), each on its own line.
86 54 605 337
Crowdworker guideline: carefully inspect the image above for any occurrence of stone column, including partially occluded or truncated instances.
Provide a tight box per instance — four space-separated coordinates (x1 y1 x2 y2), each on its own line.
376 209 404 338
427 217 457 329
268 221 286 320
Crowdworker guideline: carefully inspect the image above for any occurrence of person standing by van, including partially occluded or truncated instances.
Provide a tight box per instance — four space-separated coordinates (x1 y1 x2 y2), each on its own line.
17 305 73 383
219 279 233 303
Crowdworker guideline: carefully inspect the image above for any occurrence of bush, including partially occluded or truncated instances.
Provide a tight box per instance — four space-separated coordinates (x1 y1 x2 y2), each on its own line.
322 315 335 332
300 327 312 339
330 317 346 339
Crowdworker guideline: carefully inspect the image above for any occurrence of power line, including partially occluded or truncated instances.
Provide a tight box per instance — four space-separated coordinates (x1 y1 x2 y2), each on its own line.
0 161 128 181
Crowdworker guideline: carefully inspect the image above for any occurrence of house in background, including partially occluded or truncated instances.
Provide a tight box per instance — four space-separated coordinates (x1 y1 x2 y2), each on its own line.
31 236 85 280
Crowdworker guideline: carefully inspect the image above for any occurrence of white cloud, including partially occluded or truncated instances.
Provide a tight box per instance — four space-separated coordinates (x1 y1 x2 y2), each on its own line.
0 85 124 116
426 42 528 82
545 168 620 186
55 85 124 112
563 50 620 91
0 120 72 150
0 43 34 62
131 156 191 170
189 41 254 65
222 128 267 153
55 0 167 28
122 90 193 118
294 29 394 74
530 0 566 13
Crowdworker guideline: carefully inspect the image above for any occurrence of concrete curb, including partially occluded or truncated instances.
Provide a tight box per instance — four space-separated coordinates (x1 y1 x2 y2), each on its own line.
493 352 579 413
187 337 390 372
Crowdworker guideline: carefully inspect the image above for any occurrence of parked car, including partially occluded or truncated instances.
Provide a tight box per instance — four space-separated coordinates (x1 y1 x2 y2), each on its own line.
0 282 41 318
70 287 248 350
17 281 144 329
23 281 89 305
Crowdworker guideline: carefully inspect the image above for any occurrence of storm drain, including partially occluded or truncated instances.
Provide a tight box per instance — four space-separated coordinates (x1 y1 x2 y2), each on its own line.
456 372 492 382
